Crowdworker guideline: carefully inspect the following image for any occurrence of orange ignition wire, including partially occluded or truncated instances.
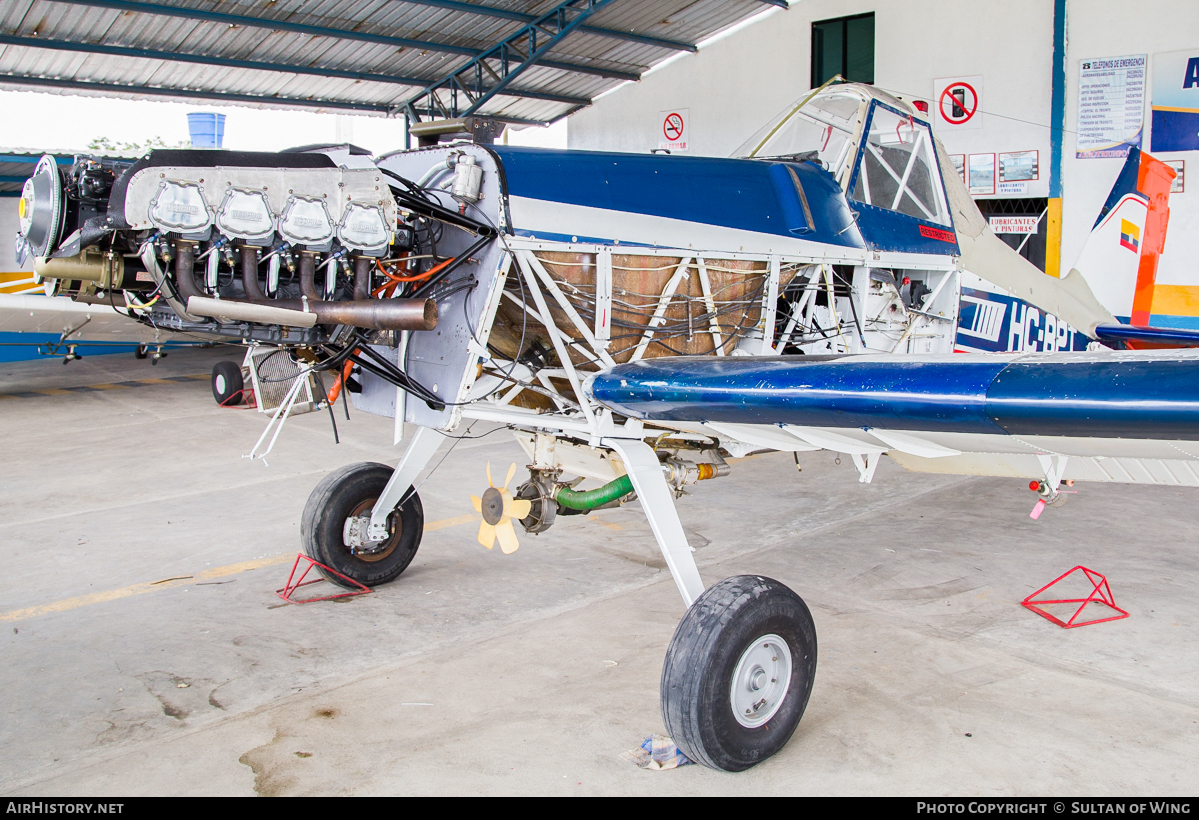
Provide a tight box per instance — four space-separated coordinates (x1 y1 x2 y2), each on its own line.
382 255 458 284
371 256 457 297
326 351 359 403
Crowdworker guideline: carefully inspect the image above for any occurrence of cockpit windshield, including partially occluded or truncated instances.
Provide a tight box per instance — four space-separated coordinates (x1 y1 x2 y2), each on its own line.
732 89 865 183
849 103 951 226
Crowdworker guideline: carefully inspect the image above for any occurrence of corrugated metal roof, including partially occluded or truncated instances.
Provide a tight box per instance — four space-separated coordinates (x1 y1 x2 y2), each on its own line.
0 0 784 125
0 148 138 196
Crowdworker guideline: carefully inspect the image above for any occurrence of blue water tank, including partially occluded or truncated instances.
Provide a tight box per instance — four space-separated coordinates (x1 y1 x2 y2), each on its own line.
187 112 226 148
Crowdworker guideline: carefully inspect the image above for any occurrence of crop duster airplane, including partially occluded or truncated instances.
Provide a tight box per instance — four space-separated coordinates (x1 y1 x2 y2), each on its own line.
14 82 1193 772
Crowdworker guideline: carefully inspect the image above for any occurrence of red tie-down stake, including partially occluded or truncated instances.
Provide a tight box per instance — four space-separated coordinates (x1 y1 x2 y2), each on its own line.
1021 566 1130 628
276 554 371 604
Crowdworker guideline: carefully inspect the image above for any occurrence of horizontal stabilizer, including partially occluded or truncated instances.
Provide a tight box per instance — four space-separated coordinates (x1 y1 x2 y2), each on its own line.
1094 324 1199 347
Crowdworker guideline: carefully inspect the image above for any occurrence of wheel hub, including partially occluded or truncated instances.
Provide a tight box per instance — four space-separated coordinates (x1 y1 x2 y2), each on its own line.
342 498 397 557
730 634 792 728
342 514 376 550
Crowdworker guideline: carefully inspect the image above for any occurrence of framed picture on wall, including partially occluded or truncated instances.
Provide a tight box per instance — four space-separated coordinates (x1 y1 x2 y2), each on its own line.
999 150 1039 181
969 153 996 195
1166 160 1185 193
949 154 966 183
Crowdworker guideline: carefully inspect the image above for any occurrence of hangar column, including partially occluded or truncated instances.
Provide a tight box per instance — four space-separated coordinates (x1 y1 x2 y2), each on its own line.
1047 0 1068 278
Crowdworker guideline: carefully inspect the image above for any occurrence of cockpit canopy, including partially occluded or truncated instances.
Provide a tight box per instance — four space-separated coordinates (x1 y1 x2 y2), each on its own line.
734 83 953 234
734 86 868 183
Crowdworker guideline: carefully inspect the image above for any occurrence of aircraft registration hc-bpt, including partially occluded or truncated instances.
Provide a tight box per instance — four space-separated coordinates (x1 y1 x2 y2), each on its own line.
15 82 1196 771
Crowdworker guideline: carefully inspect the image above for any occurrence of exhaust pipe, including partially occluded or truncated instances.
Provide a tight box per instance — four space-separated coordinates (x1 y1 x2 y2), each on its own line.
187 295 317 328
186 294 437 331
173 242 205 304
310 296 437 330
241 245 267 302
299 251 320 301
353 255 371 301
185 243 437 331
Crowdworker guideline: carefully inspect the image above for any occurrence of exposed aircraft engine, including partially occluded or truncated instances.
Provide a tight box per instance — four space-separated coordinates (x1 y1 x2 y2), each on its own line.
13 148 503 353
15 146 502 408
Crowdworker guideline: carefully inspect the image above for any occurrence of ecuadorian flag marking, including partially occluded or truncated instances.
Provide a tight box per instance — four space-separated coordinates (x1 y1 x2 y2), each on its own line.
1120 219 1141 253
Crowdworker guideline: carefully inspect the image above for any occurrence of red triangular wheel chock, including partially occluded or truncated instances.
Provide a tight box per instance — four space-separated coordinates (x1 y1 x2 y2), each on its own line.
276 554 371 604
1021 565 1129 628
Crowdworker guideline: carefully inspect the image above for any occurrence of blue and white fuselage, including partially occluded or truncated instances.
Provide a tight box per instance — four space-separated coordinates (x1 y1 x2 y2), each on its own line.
369 82 1199 500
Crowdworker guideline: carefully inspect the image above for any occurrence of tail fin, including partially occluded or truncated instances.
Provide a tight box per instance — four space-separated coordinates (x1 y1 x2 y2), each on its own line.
1069 146 1175 326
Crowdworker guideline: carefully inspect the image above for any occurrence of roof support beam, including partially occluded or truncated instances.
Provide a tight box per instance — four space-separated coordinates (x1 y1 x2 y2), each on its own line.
395 0 697 53
0 154 71 163
46 0 639 81
50 0 475 55
403 0 620 120
754 0 790 8
0 74 392 113
0 35 592 106
0 74 553 124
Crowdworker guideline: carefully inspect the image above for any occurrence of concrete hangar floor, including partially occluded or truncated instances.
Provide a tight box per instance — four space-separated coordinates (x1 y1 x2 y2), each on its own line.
0 347 1195 796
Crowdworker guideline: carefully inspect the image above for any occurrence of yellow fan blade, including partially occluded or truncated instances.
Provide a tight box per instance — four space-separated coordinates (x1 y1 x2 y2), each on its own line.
506 497 532 520
471 495 482 513
503 462 517 491
477 520 496 549
486 461 493 488
496 519 520 554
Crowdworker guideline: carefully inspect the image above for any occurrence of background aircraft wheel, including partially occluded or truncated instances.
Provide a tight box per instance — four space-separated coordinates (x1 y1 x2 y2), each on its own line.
661 575 817 772
301 462 423 588
211 360 244 406
134 344 148 359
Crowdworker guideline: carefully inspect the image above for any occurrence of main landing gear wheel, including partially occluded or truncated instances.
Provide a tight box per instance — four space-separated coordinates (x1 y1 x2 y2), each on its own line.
211 360 244 406
301 462 424 588
661 575 817 772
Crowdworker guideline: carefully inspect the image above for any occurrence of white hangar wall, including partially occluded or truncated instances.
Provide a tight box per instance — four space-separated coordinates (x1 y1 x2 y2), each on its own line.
1060 8 1198 297
569 0 1053 177
568 0 1199 320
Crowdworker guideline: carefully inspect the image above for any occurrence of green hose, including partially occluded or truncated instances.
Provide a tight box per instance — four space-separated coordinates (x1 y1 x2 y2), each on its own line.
555 474 634 510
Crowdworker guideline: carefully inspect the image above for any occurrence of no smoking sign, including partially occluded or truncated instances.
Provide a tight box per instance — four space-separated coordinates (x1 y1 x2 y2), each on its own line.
658 108 689 152
663 113 684 141
933 76 983 130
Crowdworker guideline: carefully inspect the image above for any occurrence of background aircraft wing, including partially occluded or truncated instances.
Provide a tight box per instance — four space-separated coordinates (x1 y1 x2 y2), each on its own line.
0 292 173 344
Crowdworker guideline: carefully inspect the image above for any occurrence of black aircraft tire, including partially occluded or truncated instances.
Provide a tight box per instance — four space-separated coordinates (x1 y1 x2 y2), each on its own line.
301 462 423 589
211 360 243 406
661 575 817 772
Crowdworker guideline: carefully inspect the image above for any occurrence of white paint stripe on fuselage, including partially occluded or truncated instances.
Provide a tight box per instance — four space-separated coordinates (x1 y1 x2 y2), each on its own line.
507 194 866 260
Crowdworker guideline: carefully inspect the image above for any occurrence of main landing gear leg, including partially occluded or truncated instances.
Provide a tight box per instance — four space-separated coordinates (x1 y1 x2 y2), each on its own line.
604 438 704 605
367 426 448 543
299 425 445 589
604 437 819 772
